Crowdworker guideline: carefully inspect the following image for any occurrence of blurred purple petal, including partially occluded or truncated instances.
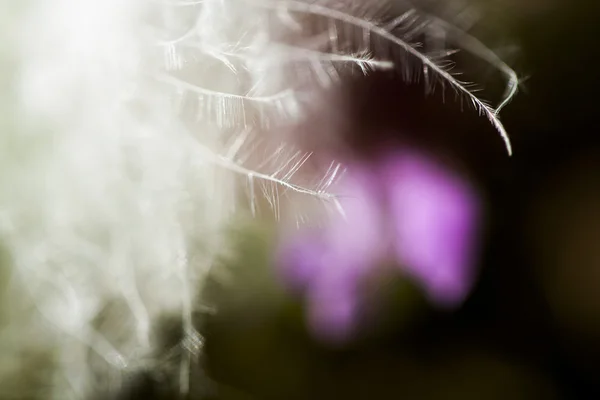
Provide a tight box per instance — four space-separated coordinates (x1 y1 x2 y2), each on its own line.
306 272 362 344
277 164 385 340
382 150 481 307
323 165 386 266
276 146 482 344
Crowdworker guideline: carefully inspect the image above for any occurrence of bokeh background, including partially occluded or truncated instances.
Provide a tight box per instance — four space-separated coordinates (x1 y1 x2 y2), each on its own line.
2 0 599 399
174 1 600 399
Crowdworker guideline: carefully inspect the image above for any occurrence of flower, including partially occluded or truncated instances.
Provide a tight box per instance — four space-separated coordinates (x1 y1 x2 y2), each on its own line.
277 147 482 343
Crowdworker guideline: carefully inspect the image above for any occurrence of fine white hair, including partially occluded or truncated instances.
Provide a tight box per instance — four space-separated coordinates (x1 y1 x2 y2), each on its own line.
0 0 516 398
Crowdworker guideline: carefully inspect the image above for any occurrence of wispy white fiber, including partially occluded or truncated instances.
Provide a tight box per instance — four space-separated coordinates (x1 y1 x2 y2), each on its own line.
0 0 517 398
1 0 233 397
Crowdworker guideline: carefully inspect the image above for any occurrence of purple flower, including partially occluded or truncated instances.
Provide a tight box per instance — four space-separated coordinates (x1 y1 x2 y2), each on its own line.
382 151 481 307
277 147 481 344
